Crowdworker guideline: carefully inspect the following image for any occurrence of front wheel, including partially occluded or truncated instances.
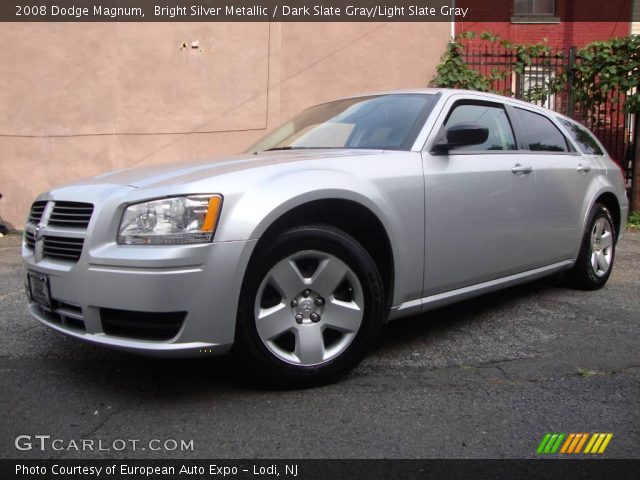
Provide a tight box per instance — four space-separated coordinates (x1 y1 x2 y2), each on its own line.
565 203 616 290
234 224 385 388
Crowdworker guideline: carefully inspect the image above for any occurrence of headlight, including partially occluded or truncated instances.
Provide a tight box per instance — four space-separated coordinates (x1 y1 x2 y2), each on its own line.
117 195 223 245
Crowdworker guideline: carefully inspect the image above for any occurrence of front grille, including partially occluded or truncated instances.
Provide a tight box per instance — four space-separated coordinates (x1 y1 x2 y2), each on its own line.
101 308 186 341
28 201 47 223
24 230 35 250
48 201 94 228
43 236 84 261
24 199 92 263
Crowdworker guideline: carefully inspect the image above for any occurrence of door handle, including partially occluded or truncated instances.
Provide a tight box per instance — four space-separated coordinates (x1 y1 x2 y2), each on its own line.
577 164 591 173
511 164 533 174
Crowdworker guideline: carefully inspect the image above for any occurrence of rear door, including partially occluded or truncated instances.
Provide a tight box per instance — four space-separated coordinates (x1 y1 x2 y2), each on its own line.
511 107 589 264
421 96 538 297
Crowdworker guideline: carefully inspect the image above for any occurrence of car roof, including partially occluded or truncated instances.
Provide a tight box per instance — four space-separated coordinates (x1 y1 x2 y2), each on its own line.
339 88 605 153
339 88 566 120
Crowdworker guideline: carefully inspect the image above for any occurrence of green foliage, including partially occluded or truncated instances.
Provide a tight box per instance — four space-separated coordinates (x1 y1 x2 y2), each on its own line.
430 33 640 115
573 36 640 115
628 211 640 229
430 32 497 92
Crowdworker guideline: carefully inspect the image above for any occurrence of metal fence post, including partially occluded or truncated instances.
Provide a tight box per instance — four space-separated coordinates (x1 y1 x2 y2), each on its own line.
566 46 577 118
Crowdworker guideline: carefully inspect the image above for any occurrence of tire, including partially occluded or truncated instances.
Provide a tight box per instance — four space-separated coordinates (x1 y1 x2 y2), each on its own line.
565 203 616 290
234 224 385 388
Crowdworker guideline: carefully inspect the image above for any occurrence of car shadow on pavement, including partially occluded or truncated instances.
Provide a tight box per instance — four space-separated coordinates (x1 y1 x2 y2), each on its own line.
376 277 556 352
37 276 561 399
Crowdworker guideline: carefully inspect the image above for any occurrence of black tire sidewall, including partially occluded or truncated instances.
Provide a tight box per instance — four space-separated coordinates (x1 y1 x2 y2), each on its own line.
235 224 385 387
568 204 616 290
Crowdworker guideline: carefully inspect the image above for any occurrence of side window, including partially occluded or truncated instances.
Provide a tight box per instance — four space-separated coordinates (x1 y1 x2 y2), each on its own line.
558 118 604 155
441 102 517 152
514 108 569 152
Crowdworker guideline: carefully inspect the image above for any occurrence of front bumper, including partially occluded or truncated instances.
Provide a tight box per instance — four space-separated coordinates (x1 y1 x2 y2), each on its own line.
23 238 257 357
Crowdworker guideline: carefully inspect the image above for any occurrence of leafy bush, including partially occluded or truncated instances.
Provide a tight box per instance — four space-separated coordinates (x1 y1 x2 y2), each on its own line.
431 32 640 115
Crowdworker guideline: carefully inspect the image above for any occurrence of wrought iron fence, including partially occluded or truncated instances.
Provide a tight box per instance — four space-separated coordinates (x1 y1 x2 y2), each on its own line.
461 44 636 192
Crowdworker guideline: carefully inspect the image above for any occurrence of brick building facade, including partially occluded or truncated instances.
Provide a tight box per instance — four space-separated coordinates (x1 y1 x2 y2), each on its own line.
456 0 633 47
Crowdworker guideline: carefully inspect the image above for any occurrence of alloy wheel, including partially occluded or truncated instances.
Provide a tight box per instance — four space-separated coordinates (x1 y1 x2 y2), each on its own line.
590 217 613 278
254 250 364 366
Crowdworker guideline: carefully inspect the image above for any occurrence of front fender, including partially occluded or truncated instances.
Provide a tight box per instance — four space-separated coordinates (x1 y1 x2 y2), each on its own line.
215 163 425 308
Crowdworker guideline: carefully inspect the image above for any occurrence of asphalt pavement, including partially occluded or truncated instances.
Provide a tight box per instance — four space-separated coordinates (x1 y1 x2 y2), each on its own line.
1 232 638 459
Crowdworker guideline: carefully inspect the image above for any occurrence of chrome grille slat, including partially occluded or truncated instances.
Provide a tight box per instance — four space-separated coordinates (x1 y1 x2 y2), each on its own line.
50 214 93 218
41 239 84 246
43 251 80 260
24 230 36 250
28 201 47 223
43 245 83 253
50 211 93 216
43 248 81 255
48 219 91 224
43 235 84 261
50 208 93 212
48 201 93 228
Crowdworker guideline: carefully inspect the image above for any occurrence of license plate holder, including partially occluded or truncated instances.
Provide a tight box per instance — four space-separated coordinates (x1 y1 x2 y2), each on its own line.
27 271 52 311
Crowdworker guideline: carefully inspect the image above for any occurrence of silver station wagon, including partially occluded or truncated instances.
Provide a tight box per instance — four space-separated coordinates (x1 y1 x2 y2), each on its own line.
23 89 628 386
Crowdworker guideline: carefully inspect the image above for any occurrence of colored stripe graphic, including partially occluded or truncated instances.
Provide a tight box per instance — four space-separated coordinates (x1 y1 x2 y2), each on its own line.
537 433 613 454
550 434 565 453
598 433 613 453
560 433 575 454
585 433 613 454
544 434 558 453
584 433 599 453
567 433 584 453
574 433 589 453
537 433 565 454
536 434 552 454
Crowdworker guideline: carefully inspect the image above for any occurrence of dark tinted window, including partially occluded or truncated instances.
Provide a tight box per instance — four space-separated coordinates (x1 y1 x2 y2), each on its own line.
558 118 603 155
442 103 517 151
515 108 568 152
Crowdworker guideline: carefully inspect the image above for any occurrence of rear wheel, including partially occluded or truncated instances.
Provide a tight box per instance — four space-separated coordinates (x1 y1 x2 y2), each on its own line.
565 203 616 290
234 224 385 388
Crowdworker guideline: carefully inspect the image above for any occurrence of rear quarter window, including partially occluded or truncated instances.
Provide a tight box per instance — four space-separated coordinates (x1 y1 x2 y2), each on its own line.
558 118 604 155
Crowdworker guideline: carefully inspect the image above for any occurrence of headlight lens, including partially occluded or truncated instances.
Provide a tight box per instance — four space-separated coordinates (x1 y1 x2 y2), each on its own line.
117 195 223 245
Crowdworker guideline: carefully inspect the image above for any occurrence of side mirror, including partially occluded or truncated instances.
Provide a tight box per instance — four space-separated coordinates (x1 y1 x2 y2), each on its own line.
431 123 489 154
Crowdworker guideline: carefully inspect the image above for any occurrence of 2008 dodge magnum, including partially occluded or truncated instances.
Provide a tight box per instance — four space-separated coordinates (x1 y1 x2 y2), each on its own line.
23 89 628 386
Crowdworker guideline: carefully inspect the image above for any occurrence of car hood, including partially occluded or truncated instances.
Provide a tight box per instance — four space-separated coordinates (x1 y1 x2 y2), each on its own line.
80 150 385 189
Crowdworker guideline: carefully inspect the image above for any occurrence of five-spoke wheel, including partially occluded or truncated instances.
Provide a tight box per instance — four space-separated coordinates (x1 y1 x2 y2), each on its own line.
235 224 385 387
255 250 364 366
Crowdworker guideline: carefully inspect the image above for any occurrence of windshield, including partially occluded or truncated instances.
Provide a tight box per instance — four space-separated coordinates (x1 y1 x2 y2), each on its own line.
248 94 438 153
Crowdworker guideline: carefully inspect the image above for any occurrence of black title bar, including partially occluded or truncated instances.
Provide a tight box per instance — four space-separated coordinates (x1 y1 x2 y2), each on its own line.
1 0 637 22
3 459 640 480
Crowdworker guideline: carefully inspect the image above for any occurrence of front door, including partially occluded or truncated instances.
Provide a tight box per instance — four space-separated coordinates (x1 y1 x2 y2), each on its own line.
422 98 537 297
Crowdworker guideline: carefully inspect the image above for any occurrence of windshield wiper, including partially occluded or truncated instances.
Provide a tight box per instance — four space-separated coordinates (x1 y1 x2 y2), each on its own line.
264 146 296 151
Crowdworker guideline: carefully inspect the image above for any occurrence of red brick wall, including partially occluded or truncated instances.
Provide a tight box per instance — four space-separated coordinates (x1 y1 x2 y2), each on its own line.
456 0 632 48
